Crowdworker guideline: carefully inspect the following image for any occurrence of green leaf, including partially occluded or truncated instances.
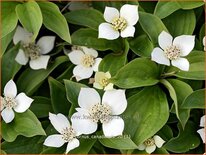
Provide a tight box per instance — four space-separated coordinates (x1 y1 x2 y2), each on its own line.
38 2 71 43
168 79 193 128
64 9 104 30
111 58 159 88
164 121 200 153
1 2 19 38
2 136 43 154
71 28 123 52
163 10 196 36
16 1 42 40
160 79 180 120
170 51 205 80
99 40 129 76
181 89 205 109
2 110 46 142
2 44 21 88
16 56 69 96
48 77 71 115
154 1 180 19
176 1 204 9
30 96 52 118
99 136 137 150
1 29 15 56
139 11 168 44
129 34 154 57
124 86 169 145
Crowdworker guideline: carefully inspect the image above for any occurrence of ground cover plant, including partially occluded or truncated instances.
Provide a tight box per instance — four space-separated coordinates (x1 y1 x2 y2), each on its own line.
1 0 205 154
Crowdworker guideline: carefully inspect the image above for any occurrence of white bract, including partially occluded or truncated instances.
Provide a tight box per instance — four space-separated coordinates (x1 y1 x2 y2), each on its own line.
93 71 113 90
71 88 127 137
44 113 81 153
0 80 33 123
68 46 102 81
151 31 195 71
137 135 165 154
203 36 205 51
98 4 139 40
13 26 55 70
197 115 205 143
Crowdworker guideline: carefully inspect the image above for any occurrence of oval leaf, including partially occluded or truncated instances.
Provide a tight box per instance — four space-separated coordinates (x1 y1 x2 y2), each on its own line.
48 77 71 115
181 89 205 109
2 110 46 142
163 10 196 36
2 44 21 88
64 9 104 30
111 58 159 88
154 1 180 19
124 86 169 145
2 2 19 38
38 2 71 43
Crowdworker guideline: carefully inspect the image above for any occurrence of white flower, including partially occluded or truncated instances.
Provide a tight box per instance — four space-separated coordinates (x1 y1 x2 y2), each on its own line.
203 36 205 51
0 80 33 123
98 4 139 40
93 71 113 90
13 26 55 70
151 31 195 71
137 135 165 154
71 88 127 137
67 46 102 81
44 113 81 153
197 115 205 143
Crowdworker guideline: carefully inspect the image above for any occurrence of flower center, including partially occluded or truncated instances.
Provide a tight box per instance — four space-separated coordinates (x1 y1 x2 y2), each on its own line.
89 104 112 123
61 127 76 142
22 43 41 60
144 138 155 146
111 17 127 31
164 45 181 60
3 96 17 109
100 78 109 87
81 54 95 67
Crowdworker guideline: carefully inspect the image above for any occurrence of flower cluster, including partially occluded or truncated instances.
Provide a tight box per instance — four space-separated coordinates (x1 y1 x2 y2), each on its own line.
3 2 204 154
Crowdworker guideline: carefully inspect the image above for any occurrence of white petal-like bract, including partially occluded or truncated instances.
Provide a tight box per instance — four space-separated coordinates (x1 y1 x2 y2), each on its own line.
104 7 119 23
171 58 189 71
78 88 101 110
158 31 173 50
14 93 33 113
29 55 50 70
49 113 70 134
44 134 65 147
120 4 138 26
102 89 127 115
37 36 55 54
15 49 29 65
4 80 17 98
102 116 124 137
151 47 170 66
98 23 119 40
1 108 15 123
13 26 32 44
